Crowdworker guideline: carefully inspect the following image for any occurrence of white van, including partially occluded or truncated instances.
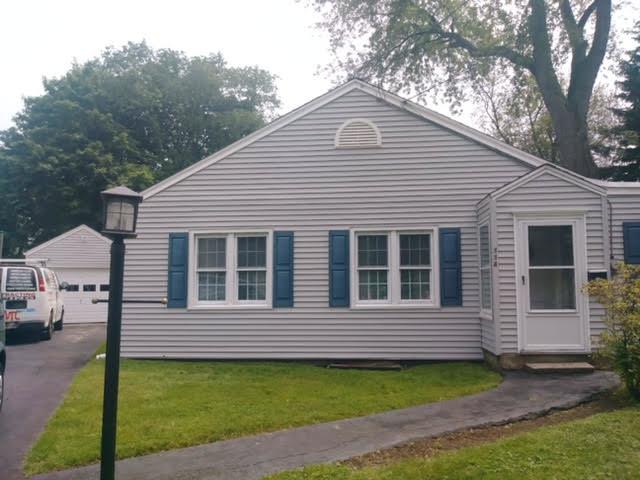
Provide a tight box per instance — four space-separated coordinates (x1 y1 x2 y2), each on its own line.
0 262 66 340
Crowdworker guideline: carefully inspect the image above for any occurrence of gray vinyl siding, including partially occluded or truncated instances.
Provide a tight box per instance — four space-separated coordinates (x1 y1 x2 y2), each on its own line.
26 228 110 269
494 172 606 352
122 88 534 359
608 194 640 262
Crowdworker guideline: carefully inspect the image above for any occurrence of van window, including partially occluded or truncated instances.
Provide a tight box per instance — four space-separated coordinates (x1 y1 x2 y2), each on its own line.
6 268 37 291
83 284 96 292
66 284 79 292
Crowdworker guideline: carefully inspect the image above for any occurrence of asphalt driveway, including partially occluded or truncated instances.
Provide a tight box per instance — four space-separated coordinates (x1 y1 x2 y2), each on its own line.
0 324 105 480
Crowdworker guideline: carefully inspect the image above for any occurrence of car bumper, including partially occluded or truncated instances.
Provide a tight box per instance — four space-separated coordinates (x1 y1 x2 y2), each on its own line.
5 320 46 332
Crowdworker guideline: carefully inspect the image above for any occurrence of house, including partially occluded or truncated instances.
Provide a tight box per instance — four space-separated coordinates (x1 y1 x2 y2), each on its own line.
120 79 640 368
25 224 111 323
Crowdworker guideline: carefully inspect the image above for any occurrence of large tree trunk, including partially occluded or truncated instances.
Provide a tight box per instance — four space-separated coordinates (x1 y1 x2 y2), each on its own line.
528 0 610 178
548 104 598 177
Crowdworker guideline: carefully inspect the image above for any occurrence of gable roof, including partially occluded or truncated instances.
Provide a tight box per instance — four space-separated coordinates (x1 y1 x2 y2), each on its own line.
25 224 111 257
142 79 549 200
481 164 606 204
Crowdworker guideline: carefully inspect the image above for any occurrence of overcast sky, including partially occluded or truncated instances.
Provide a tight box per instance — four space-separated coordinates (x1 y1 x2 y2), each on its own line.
0 0 635 132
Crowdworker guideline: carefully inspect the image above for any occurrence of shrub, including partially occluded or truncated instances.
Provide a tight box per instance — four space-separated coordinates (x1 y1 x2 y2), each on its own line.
585 263 640 399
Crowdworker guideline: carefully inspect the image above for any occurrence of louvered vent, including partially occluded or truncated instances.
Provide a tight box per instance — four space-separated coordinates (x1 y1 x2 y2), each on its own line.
335 119 382 148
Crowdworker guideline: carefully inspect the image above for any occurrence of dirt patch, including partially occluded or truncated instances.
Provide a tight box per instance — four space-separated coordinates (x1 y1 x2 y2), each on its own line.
344 394 626 469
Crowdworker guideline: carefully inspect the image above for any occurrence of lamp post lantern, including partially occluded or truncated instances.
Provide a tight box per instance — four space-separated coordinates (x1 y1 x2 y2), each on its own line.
99 186 142 480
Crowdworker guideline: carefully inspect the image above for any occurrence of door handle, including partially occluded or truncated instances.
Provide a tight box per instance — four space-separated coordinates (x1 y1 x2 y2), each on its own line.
521 275 526 285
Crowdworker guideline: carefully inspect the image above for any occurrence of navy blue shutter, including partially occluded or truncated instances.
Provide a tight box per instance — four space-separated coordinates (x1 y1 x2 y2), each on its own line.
329 230 350 307
167 233 188 308
440 228 462 306
623 222 640 264
273 231 294 307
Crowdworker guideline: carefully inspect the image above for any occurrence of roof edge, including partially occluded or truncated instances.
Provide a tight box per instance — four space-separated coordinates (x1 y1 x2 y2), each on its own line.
25 224 111 257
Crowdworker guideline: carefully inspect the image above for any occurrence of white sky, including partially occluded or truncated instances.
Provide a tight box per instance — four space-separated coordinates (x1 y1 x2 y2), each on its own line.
0 0 635 132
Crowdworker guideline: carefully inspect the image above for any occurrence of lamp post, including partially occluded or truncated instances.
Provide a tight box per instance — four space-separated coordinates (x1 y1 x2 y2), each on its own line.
99 186 142 480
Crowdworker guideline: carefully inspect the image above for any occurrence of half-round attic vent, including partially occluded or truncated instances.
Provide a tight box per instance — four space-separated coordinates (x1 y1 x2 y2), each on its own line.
335 119 382 148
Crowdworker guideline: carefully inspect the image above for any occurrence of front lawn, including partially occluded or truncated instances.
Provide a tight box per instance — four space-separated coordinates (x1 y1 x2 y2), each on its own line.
267 405 640 480
25 358 499 474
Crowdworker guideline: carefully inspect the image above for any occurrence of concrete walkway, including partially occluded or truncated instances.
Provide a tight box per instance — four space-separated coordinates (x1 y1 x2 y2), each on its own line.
35 370 619 480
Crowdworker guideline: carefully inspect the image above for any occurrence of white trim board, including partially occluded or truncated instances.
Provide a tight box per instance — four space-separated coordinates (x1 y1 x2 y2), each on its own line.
25 224 111 257
142 79 552 200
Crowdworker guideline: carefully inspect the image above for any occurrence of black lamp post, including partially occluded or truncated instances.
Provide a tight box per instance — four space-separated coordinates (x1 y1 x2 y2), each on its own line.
99 186 142 480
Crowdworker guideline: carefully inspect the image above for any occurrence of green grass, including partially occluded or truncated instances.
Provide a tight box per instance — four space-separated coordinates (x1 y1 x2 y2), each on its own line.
267 405 640 480
24 359 499 475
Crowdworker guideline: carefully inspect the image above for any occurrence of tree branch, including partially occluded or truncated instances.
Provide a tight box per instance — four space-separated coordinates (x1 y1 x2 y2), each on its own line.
422 13 533 69
578 0 599 29
559 0 587 60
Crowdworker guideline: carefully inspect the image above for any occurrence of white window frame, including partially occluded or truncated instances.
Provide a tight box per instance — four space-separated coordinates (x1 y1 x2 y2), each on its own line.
188 230 273 309
350 228 439 308
478 222 492 317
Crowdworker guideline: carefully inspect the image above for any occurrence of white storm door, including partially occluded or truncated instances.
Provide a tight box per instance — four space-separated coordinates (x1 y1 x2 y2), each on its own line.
516 217 589 352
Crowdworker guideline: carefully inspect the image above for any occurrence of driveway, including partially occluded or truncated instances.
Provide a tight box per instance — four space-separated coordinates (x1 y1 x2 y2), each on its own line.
0 324 105 480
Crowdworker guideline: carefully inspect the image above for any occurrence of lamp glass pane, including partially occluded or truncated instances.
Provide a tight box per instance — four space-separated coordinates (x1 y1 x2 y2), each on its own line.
105 198 136 232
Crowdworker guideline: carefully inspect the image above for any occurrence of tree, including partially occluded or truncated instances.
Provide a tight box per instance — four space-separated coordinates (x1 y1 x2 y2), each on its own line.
603 22 640 180
478 73 619 166
0 42 279 255
311 0 613 177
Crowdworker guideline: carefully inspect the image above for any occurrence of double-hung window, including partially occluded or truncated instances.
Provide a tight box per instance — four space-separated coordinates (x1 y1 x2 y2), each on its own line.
354 230 436 306
399 234 432 301
194 232 270 307
357 235 389 301
237 236 267 301
197 237 227 302
479 224 492 313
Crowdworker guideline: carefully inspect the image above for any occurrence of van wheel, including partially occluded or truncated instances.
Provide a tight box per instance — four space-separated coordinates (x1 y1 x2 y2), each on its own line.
54 311 64 331
42 313 53 340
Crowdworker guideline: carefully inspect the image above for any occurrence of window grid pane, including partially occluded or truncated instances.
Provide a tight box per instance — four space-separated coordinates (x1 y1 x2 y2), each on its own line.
358 270 388 300
238 270 267 300
400 269 430 300
198 237 226 269
198 272 226 301
358 235 388 267
237 236 266 268
400 234 431 266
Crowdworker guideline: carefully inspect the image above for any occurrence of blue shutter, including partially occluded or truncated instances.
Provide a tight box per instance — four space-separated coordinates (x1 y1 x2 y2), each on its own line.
273 231 294 307
167 233 188 308
440 228 462 306
329 230 350 307
623 222 640 264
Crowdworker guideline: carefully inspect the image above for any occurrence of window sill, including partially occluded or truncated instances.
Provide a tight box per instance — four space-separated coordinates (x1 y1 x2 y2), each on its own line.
351 302 440 310
187 303 271 311
479 311 493 321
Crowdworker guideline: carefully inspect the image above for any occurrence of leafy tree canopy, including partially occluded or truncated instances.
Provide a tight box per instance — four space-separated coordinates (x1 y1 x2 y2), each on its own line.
0 42 279 255
603 21 640 180
310 0 614 177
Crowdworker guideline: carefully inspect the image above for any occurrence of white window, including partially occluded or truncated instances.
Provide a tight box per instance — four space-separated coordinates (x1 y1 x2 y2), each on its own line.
192 232 271 307
197 237 226 302
357 234 389 301
237 236 267 301
399 234 432 301
479 224 492 312
353 230 437 306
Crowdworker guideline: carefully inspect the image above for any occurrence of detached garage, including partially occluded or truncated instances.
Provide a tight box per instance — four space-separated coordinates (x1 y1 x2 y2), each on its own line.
25 225 110 323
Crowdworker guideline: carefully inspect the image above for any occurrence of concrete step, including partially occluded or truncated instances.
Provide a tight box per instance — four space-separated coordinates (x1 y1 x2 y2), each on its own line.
525 362 595 374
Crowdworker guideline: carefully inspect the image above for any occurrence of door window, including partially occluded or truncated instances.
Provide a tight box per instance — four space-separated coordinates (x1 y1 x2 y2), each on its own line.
527 225 576 310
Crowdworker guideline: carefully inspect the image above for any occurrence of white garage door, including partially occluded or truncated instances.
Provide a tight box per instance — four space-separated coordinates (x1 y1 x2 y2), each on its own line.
56 268 109 323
